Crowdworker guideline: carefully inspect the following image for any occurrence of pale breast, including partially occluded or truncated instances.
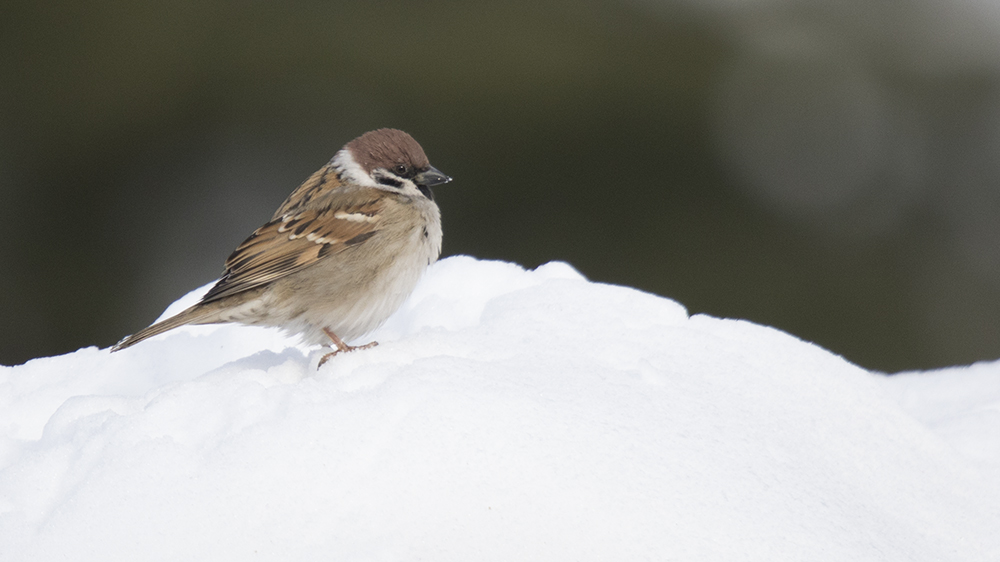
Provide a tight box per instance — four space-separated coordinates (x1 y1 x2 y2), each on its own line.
262 195 442 345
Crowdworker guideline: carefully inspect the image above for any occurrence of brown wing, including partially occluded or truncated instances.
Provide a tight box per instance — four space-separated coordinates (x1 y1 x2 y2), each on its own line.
200 195 385 303
270 163 339 220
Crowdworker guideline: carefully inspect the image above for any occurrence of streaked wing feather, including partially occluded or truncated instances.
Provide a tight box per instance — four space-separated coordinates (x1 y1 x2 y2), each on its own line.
271 164 338 219
201 198 384 303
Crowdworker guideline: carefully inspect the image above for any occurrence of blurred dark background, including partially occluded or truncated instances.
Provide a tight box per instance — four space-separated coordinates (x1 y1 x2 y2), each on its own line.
2 0 1000 371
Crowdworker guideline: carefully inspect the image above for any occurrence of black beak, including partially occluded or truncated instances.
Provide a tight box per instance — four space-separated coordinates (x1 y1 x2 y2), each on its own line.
413 165 452 187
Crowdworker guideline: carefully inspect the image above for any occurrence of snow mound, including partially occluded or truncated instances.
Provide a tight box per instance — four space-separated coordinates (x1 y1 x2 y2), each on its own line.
1 256 998 561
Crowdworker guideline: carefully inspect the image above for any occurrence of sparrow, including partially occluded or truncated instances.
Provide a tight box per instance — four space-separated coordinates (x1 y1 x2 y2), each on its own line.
112 128 451 366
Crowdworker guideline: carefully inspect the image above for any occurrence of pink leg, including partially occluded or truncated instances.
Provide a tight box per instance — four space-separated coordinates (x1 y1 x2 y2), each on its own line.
318 328 378 367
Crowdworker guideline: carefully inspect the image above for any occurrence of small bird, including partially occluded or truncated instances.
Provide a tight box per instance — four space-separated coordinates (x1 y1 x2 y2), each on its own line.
112 128 451 366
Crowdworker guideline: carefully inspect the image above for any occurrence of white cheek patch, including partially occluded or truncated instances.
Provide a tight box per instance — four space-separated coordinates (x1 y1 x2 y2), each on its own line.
331 149 380 188
331 146 425 198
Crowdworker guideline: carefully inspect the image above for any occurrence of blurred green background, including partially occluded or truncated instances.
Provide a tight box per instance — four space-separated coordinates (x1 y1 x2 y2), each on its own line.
3 0 1000 371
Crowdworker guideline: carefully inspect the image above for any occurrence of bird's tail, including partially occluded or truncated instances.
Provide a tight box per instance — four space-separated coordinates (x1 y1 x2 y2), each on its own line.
110 305 218 352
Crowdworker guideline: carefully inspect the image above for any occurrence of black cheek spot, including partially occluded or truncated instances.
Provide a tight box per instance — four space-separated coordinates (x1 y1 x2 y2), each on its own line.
378 176 403 189
422 226 428 239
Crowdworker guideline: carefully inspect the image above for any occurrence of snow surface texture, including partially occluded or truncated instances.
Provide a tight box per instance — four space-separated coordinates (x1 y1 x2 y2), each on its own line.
2 256 999 561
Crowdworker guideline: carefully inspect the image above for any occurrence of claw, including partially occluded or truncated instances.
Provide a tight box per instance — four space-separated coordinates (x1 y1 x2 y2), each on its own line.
317 328 378 368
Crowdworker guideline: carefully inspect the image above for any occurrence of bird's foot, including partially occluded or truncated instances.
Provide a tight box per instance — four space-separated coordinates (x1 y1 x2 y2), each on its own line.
318 328 378 368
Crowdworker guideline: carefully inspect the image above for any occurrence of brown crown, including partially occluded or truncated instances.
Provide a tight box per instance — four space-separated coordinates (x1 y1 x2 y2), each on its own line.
345 129 430 173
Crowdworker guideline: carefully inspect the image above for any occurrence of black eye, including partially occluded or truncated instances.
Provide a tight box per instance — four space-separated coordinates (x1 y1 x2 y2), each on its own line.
394 164 408 176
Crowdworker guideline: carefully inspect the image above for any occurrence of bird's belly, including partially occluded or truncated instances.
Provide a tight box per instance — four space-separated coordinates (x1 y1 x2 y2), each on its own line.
264 227 439 345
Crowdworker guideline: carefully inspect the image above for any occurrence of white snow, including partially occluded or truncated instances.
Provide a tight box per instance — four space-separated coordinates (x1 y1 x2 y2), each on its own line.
1 255 998 561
